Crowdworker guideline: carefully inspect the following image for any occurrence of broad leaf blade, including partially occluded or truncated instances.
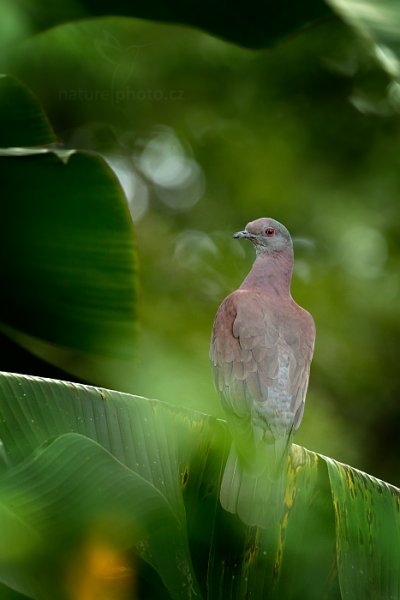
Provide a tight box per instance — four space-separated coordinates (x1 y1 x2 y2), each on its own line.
326 0 400 81
0 371 222 598
0 74 56 147
0 372 399 599
0 150 137 386
206 445 339 599
325 456 400 599
0 583 30 600
0 372 197 519
10 0 333 49
0 433 200 600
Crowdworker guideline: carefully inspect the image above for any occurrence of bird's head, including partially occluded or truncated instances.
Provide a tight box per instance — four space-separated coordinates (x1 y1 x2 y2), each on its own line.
233 218 292 256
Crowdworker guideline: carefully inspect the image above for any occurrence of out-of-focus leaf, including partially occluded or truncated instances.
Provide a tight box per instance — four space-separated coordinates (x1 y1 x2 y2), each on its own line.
326 0 400 82
0 372 211 598
325 456 400 599
9 0 334 49
0 372 338 599
0 584 30 600
0 75 56 147
0 1 32 51
0 433 200 600
0 149 137 387
0 372 399 598
206 445 340 599
0 372 197 517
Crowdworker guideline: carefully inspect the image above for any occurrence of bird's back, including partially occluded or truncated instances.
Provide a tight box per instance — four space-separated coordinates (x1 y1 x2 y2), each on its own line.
211 288 315 465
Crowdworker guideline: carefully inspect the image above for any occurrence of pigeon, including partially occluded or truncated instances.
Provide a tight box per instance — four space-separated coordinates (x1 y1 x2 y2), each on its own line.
210 218 315 527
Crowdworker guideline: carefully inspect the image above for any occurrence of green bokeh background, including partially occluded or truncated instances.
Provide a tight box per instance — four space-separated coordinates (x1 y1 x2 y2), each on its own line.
2 8 400 487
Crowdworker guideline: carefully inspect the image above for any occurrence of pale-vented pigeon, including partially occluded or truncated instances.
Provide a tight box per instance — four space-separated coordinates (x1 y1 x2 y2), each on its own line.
210 218 315 528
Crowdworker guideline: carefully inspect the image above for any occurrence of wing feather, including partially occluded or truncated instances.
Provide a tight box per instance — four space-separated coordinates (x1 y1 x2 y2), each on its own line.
211 290 315 440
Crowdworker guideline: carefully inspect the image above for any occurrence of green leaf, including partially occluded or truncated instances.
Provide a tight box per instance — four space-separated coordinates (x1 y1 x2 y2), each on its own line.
9 0 334 49
325 457 400 599
0 583 30 600
206 446 340 599
0 149 137 386
0 372 399 598
0 433 200 600
0 372 208 598
326 0 400 82
0 372 194 516
0 75 56 147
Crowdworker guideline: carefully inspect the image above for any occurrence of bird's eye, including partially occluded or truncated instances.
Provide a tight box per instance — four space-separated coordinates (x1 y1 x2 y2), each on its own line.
264 227 275 237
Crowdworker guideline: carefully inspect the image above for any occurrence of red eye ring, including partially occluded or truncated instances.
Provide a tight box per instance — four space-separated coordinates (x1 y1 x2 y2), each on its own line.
265 227 275 237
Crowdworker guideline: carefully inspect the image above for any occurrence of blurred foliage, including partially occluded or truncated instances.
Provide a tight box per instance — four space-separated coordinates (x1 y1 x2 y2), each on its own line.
1 373 399 599
327 0 400 79
1 0 333 50
0 75 56 146
0 75 138 388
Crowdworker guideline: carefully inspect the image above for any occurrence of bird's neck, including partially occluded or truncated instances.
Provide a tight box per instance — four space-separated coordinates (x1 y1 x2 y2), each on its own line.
239 249 293 297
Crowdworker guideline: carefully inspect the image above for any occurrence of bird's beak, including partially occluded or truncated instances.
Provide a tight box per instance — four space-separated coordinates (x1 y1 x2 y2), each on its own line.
233 230 251 239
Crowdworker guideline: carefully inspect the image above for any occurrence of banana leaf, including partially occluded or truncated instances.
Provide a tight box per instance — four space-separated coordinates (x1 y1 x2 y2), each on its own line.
0 372 398 599
5 0 334 50
0 74 138 388
0 75 56 147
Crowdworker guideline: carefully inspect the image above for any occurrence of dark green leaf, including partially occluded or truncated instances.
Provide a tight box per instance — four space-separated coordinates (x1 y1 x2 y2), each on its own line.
206 446 340 599
0 75 56 147
10 0 334 49
0 149 137 386
0 433 200 600
326 0 400 83
0 372 192 515
1 372 399 598
0 583 30 600
326 457 400 599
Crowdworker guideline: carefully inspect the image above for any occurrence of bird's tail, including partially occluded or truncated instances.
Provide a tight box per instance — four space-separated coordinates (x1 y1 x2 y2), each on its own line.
220 439 289 529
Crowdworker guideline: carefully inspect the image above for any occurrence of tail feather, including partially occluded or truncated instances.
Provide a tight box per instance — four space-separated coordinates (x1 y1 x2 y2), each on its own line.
220 442 288 528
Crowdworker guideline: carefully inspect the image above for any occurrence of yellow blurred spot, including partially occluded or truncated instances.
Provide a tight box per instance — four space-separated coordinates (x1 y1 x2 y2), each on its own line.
67 539 134 600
